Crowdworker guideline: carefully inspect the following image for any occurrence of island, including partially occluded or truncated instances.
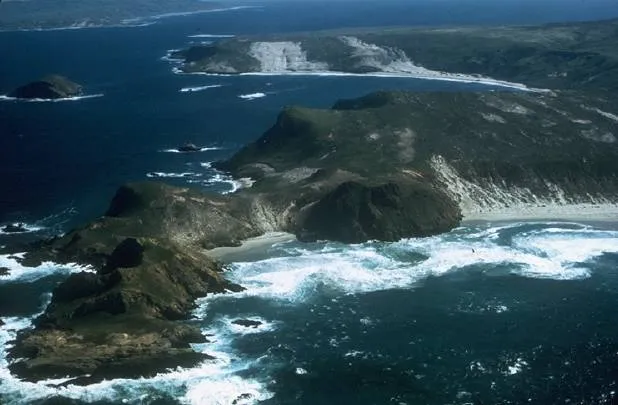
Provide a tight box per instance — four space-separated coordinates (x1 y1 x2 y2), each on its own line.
177 142 202 152
1 223 28 233
5 17 618 384
9 75 83 100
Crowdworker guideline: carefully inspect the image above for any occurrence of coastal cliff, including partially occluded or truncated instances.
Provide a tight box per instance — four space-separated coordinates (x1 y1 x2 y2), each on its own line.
173 18 618 91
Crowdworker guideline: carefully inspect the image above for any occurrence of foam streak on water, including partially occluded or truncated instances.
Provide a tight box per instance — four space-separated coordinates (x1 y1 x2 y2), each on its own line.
238 92 267 100
160 146 223 153
0 305 275 404
0 94 104 102
0 254 94 283
180 84 224 93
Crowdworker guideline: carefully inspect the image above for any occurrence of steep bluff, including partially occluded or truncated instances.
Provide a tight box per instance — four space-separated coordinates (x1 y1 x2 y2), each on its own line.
218 90 618 216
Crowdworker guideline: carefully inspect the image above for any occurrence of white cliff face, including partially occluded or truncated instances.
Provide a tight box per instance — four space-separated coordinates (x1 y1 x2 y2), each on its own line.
428 155 618 220
338 36 534 90
248 42 329 72
237 38 537 90
339 36 431 75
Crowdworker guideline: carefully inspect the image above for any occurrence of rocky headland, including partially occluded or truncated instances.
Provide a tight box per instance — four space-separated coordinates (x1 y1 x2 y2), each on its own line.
172 18 618 91
8 75 83 100
4 17 618 384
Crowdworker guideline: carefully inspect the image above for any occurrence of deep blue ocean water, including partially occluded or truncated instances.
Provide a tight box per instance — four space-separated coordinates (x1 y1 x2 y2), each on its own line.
1 1 618 404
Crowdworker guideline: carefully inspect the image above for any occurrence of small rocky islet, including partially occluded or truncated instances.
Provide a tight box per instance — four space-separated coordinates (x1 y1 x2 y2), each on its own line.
8 75 83 100
4 17 618 383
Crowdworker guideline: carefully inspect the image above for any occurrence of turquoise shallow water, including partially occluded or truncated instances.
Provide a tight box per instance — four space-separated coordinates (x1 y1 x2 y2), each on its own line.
1 2 618 404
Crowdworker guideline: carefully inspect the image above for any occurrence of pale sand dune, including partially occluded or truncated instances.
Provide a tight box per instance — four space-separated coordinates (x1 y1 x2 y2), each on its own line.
206 232 296 262
462 203 618 223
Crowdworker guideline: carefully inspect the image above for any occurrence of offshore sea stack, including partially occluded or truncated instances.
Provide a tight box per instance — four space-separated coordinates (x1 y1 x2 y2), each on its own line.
9 74 83 99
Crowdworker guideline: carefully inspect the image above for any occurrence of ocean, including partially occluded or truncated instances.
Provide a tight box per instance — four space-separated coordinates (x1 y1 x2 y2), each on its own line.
1 1 618 404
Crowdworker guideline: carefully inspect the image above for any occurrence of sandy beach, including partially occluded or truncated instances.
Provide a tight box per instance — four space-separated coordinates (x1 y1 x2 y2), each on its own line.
206 232 297 262
462 203 618 224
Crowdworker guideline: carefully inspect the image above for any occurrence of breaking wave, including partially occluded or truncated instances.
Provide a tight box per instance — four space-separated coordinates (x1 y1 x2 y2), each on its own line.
0 221 616 404
188 173 254 194
0 223 44 235
238 92 266 100
0 298 275 405
146 171 203 178
180 84 224 93
0 94 104 103
160 146 223 153
188 34 236 38
0 253 94 284
214 222 618 304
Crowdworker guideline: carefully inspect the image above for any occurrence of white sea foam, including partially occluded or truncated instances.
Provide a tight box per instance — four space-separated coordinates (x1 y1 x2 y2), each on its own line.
188 34 236 38
161 49 184 62
238 92 266 100
160 146 222 153
192 314 279 337
211 223 618 304
1 222 615 403
189 173 252 194
0 307 275 405
180 84 224 93
146 171 203 178
0 254 94 283
503 357 528 376
0 94 104 103
0 223 44 235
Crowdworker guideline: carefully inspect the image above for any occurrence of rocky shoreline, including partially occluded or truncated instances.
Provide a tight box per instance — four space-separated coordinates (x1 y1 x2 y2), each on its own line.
171 18 618 92
4 16 618 384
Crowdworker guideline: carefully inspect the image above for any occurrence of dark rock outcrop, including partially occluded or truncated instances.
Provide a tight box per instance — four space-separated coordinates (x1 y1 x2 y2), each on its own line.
177 142 201 152
103 237 144 272
232 319 263 328
0 267 9 276
9 238 236 383
1 223 27 233
299 181 461 243
9 75 82 99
